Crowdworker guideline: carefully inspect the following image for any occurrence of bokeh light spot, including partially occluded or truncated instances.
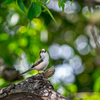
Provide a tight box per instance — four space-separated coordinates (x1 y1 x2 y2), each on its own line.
69 55 84 75
9 13 19 26
30 46 40 57
82 6 90 18
60 44 74 59
64 1 81 14
19 26 26 34
78 74 90 86
78 45 90 55
18 38 28 47
0 78 6 86
8 42 18 51
28 29 36 36
57 85 66 95
40 30 48 42
15 48 23 55
67 84 77 93
49 44 60 60
52 64 75 84
64 31 75 42
75 35 88 50
32 18 43 30
0 33 8 41
75 35 90 55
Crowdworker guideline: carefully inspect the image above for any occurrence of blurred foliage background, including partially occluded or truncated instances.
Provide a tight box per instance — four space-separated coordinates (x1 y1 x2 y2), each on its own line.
0 0 100 100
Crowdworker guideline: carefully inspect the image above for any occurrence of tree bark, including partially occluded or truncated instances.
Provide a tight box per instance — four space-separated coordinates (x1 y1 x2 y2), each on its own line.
0 66 70 100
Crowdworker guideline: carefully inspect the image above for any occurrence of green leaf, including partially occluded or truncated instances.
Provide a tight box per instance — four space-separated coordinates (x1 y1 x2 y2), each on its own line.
46 0 51 5
35 2 42 17
62 3 65 12
64 0 66 3
44 0 47 3
62 0 65 12
27 2 35 20
2 0 15 7
41 3 56 23
17 0 26 13
42 8 47 12
58 0 61 8
70 0 74 6
93 77 100 92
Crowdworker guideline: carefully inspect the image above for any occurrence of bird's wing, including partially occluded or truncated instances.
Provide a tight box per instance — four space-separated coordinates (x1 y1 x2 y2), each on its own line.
31 58 44 68
18 58 43 76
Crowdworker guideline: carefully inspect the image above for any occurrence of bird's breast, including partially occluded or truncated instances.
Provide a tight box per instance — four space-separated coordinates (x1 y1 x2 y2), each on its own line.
35 61 48 71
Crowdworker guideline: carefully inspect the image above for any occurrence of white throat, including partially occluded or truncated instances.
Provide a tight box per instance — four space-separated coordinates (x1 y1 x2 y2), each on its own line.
41 52 49 64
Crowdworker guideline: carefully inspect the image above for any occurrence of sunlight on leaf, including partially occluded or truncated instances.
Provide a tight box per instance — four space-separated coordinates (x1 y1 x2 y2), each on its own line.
32 18 43 30
83 93 100 100
35 2 42 17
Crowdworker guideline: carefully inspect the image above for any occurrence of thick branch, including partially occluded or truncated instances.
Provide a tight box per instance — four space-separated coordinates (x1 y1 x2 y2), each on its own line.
0 67 70 100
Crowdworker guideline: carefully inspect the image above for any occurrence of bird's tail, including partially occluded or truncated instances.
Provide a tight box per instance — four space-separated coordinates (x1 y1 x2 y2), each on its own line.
18 68 35 77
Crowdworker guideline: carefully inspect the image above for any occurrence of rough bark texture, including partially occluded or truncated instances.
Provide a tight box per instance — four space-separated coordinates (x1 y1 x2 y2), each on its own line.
0 67 70 100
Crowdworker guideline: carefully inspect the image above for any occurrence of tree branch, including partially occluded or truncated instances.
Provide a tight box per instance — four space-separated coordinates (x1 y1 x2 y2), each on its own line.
0 66 70 100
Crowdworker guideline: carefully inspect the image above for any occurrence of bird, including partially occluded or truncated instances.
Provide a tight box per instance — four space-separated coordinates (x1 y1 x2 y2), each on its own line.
19 49 49 76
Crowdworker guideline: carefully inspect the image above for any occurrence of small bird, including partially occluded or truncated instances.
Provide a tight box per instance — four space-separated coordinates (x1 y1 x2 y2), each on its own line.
19 49 49 76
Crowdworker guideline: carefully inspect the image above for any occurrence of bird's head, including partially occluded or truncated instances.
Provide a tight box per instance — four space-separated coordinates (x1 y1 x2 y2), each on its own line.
39 49 49 59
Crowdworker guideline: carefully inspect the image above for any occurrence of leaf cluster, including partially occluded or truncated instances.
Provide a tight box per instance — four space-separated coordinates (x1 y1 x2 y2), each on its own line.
2 0 74 23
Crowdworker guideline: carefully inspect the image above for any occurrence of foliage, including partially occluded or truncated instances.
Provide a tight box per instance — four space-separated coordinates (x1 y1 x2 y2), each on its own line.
2 0 74 23
83 93 100 100
0 0 100 100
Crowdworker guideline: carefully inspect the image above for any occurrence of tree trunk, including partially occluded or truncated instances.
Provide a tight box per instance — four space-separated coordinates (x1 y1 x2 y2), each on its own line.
0 67 70 100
